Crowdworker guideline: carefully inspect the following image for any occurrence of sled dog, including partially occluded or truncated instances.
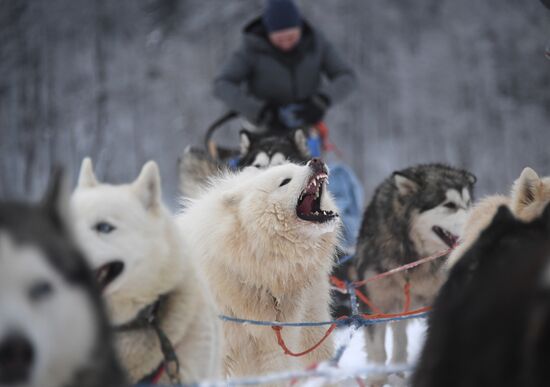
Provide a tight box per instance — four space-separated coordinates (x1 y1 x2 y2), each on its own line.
354 163 476 386
0 171 127 387
71 159 221 384
412 204 550 387
177 158 340 381
178 129 310 198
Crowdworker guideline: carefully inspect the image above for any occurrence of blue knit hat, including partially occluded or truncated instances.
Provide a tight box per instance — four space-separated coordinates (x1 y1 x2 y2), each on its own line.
262 0 301 33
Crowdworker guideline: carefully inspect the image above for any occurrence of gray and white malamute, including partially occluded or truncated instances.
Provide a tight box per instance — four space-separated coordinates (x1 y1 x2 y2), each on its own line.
354 163 476 386
0 171 127 387
178 129 310 198
412 204 550 387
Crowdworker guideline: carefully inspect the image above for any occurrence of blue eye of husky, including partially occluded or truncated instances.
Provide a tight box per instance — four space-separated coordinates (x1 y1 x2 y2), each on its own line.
279 178 292 187
29 281 53 302
94 222 116 234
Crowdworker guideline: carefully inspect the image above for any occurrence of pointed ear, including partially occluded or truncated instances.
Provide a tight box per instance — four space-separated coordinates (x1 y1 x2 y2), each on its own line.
239 130 254 156
132 161 162 212
466 172 477 186
511 167 541 214
393 172 419 196
77 157 98 188
293 129 311 158
42 167 71 233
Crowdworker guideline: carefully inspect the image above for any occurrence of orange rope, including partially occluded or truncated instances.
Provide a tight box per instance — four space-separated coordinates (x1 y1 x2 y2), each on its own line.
354 288 383 315
330 275 347 290
272 317 347 357
289 362 319 386
352 247 452 287
403 282 411 313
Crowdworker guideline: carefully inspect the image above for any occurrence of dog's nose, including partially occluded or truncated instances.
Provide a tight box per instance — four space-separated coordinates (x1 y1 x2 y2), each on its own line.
307 158 327 174
0 333 34 384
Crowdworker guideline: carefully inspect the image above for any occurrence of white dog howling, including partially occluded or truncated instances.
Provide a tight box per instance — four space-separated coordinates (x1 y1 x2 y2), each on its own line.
71 158 221 384
177 158 340 380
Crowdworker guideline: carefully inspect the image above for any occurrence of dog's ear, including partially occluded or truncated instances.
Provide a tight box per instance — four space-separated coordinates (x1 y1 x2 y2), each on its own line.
77 157 98 188
292 129 311 158
42 167 72 233
132 161 162 212
393 172 419 196
511 167 541 214
239 130 256 156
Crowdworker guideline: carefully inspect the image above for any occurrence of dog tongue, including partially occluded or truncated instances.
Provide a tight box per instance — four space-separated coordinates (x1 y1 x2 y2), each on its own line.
297 195 314 215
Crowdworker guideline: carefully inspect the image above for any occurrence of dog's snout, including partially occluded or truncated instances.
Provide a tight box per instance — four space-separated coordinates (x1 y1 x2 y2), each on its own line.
307 158 327 174
0 333 34 384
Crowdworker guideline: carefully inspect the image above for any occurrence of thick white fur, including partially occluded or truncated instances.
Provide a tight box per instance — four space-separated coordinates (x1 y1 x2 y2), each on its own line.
447 167 550 268
0 232 97 387
177 164 340 380
71 158 221 384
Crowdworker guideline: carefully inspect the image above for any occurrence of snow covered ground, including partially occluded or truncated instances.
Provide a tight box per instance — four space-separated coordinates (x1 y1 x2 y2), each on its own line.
332 318 427 386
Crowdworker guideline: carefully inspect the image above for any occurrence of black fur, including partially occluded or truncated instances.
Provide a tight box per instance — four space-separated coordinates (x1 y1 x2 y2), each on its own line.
237 129 309 168
412 205 550 387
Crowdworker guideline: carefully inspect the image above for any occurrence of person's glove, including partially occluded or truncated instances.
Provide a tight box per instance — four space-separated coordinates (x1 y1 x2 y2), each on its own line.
278 104 305 129
295 94 330 125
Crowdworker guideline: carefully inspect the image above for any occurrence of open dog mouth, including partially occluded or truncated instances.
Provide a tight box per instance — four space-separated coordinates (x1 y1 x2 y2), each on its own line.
94 261 124 292
296 169 338 223
432 226 458 248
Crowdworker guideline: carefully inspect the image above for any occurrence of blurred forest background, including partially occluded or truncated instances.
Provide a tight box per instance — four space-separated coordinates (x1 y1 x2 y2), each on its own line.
1 0 549 207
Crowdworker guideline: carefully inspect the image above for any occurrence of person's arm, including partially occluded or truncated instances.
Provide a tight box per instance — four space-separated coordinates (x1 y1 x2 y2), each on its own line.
213 46 265 123
317 33 357 105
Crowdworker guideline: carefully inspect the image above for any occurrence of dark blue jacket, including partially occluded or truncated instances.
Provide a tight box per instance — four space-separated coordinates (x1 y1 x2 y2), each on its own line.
213 18 357 123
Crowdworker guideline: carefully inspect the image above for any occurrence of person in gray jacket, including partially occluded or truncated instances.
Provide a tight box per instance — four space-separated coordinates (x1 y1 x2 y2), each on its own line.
213 0 357 131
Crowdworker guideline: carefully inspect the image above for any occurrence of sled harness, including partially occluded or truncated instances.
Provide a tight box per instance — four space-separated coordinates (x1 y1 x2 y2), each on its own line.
116 294 182 385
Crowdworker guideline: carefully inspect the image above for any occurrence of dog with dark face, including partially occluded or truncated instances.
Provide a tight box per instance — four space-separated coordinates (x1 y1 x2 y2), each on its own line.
412 204 550 387
236 129 310 168
0 171 127 387
178 129 310 198
354 163 476 386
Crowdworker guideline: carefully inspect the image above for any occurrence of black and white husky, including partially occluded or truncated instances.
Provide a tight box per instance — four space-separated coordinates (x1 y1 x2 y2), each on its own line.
412 204 550 387
354 163 476 386
178 129 310 198
0 171 126 387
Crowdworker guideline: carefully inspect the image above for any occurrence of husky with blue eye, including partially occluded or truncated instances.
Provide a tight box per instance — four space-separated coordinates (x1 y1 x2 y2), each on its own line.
0 171 127 387
71 158 221 385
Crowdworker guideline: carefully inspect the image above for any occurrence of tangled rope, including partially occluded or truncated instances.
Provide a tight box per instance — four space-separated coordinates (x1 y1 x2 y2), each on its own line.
219 247 451 360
